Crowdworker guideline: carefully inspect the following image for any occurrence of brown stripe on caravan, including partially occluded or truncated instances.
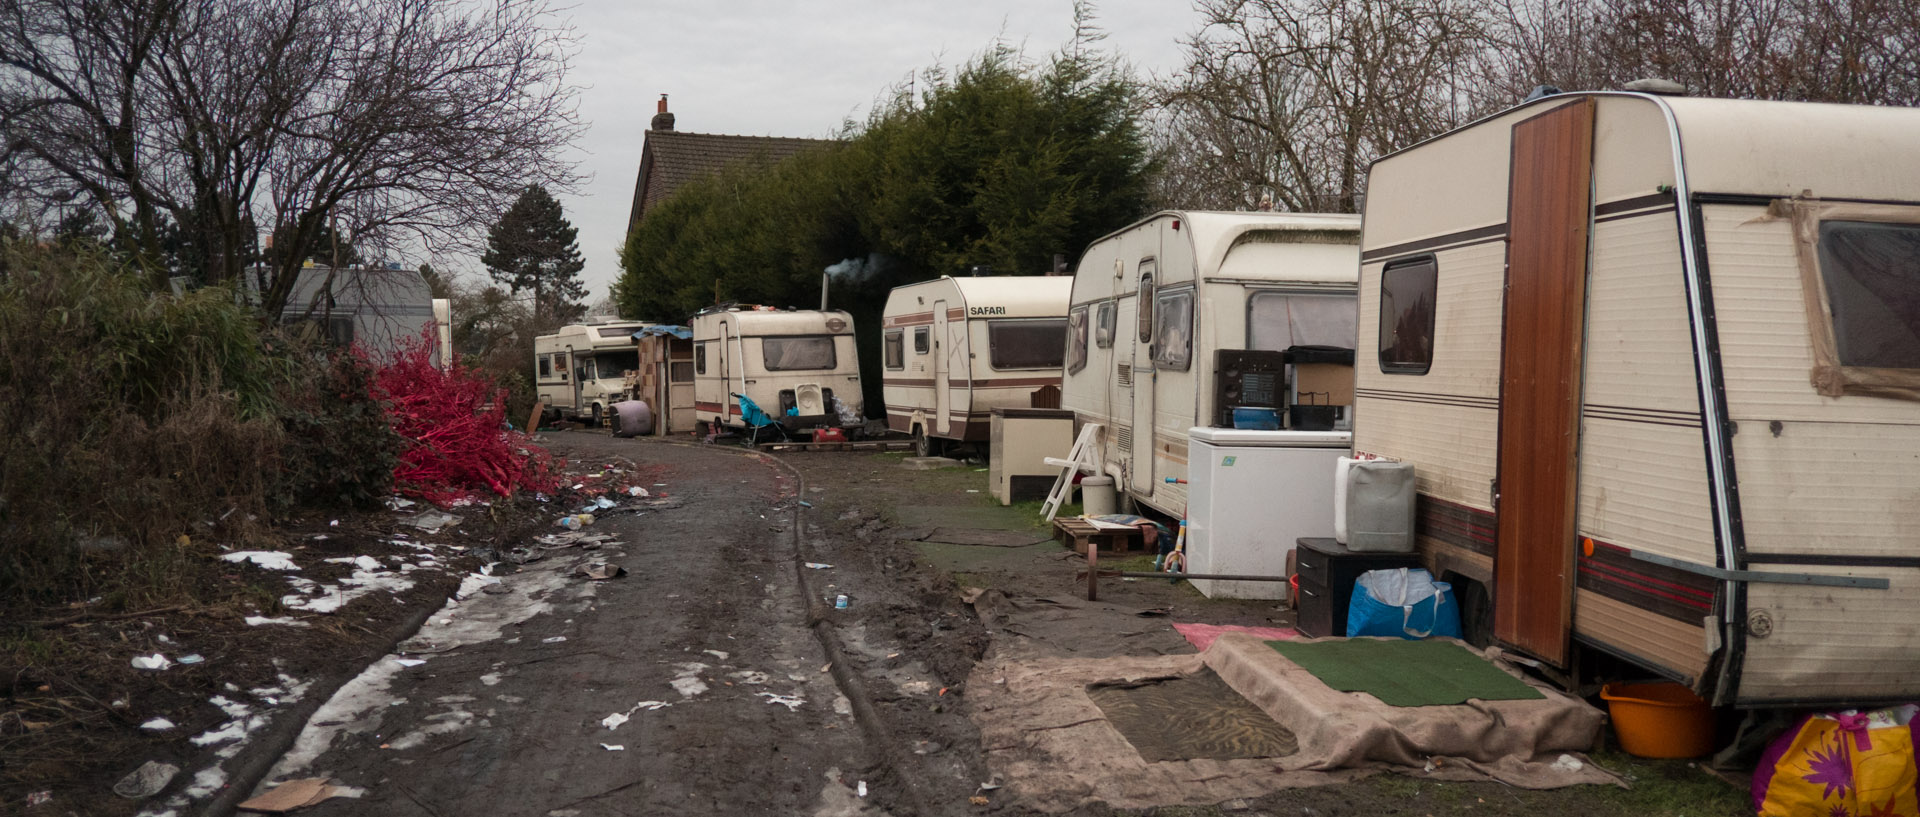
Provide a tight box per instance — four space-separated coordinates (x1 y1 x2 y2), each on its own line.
952 376 1062 389
693 400 743 416
1576 540 1717 624
883 312 934 328
1354 387 1499 411
1581 404 1703 428
886 378 937 388
1592 191 1675 217
1418 495 1496 556
1360 223 1508 262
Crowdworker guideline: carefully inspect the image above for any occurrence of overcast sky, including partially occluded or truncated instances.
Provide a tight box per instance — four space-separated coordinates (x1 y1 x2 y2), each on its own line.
508 0 1201 305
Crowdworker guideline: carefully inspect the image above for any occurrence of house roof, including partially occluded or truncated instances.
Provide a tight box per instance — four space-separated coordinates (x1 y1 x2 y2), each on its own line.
627 129 834 231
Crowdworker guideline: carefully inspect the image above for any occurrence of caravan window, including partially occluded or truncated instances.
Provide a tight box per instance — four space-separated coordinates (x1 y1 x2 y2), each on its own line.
1137 263 1156 343
1379 257 1438 374
595 351 639 380
884 330 905 370
1248 292 1358 351
988 319 1067 370
539 355 552 378
1095 301 1116 348
1152 288 1194 370
1816 220 1920 370
913 327 929 354
695 343 707 375
763 336 837 371
1067 306 1089 374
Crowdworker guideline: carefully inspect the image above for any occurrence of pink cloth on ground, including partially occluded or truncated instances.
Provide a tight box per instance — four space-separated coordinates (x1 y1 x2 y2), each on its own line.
1172 622 1300 652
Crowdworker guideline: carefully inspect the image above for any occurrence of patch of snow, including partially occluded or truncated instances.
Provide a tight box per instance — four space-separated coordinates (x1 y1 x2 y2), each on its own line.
671 663 709 698
479 673 501 686
758 692 805 711
387 708 475 750
140 717 175 731
243 616 307 627
220 551 299 571
704 649 730 661
280 566 416 614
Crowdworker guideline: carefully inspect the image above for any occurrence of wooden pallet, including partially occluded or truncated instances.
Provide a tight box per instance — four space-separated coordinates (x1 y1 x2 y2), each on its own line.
1053 517 1146 556
757 439 916 453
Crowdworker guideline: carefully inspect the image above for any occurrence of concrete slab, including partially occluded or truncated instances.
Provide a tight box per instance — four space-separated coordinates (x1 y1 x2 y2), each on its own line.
899 456 965 470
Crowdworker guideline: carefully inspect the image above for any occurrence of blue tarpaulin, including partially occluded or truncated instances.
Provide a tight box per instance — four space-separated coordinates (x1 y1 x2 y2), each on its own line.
633 325 692 341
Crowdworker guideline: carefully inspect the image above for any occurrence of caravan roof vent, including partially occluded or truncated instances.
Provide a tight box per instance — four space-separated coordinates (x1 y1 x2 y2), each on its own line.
1622 78 1688 96
1523 84 1562 102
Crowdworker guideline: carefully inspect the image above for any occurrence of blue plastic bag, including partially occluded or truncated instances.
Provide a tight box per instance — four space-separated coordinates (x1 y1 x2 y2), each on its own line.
1346 567 1463 640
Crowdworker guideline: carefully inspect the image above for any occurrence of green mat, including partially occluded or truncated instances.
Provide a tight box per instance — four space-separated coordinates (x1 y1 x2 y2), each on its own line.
1266 639 1546 707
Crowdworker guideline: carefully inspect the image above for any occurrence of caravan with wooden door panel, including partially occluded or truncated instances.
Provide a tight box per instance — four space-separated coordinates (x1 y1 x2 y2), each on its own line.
880 275 1074 456
1353 91 1920 707
1060 211 1363 518
534 321 653 427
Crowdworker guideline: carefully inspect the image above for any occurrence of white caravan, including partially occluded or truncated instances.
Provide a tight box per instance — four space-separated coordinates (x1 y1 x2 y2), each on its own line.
880 275 1075 455
690 306 864 436
1060 211 1363 518
535 321 651 426
1352 91 1920 706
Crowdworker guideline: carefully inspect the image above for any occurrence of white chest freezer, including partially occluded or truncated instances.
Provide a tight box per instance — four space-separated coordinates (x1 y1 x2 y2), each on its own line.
1186 427 1350 600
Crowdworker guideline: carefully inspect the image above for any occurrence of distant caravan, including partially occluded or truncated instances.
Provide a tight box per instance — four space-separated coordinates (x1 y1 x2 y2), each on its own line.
880 275 1075 456
1060 211 1363 518
1352 91 1920 706
689 306 864 438
535 321 653 427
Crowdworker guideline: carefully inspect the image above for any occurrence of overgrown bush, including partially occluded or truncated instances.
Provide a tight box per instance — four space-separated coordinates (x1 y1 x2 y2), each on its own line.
0 243 404 605
272 349 400 510
0 244 288 603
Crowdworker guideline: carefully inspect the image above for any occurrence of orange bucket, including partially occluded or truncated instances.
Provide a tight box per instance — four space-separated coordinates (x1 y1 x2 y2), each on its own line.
1599 681 1715 758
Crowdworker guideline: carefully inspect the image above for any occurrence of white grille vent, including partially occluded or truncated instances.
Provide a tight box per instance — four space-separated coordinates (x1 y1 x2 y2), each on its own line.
1115 426 1133 452
1117 361 1132 387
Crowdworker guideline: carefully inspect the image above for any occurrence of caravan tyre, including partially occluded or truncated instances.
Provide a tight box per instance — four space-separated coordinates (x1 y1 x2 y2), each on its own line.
588 403 603 429
912 425 935 458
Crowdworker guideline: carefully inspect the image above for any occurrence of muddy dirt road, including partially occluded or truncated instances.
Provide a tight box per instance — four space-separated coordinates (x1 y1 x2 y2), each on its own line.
249 432 1744 817
266 438 889 817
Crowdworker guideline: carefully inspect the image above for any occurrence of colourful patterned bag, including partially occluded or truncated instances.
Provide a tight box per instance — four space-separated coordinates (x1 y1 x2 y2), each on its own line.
1753 704 1920 817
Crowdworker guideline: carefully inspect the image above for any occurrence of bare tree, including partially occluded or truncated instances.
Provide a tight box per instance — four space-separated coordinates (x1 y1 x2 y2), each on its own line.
1153 0 1488 213
1475 0 1920 106
0 0 581 316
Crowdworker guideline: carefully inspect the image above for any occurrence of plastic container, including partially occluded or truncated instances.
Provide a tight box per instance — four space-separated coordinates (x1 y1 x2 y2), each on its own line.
1332 456 1362 544
1345 461 1416 551
1080 475 1117 516
611 400 652 438
1600 681 1715 758
1231 407 1281 430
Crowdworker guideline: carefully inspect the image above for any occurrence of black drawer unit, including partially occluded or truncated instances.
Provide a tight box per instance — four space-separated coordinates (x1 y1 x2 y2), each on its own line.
1294 537 1422 639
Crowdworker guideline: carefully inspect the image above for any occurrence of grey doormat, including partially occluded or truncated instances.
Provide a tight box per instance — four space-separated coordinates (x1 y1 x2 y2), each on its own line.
1088 668 1298 762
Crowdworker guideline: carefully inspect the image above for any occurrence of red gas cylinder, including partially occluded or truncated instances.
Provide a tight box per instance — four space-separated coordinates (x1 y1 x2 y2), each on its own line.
813 427 847 443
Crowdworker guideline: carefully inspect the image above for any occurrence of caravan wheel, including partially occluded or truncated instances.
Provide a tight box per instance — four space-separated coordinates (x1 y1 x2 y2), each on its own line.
912 425 938 458
588 403 603 428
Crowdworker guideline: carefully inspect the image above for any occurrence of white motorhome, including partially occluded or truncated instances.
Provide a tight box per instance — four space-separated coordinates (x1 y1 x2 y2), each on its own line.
690 306 863 436
880 275 1075 455
535 321 651 426
1060 211 1363 518
1352 92 1920 707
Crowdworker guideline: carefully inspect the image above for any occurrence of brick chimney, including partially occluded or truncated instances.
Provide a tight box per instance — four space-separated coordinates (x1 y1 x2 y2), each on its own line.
651 94 674 131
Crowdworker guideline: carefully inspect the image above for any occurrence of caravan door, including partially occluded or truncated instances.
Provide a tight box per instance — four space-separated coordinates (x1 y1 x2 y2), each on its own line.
1129 261 1158 495
1492 98 1595 667
934 300 952 434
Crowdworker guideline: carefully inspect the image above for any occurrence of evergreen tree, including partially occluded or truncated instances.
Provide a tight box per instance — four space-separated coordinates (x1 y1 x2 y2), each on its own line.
483 185 587 327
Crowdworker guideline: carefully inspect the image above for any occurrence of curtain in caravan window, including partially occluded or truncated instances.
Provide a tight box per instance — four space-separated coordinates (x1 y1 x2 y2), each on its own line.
988 319 1067 369
1152 289 1193 370
1248 292 1359 351
1067 307 1089 373
763 336 837 371
884 330 905 369
1818 220 1920 369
